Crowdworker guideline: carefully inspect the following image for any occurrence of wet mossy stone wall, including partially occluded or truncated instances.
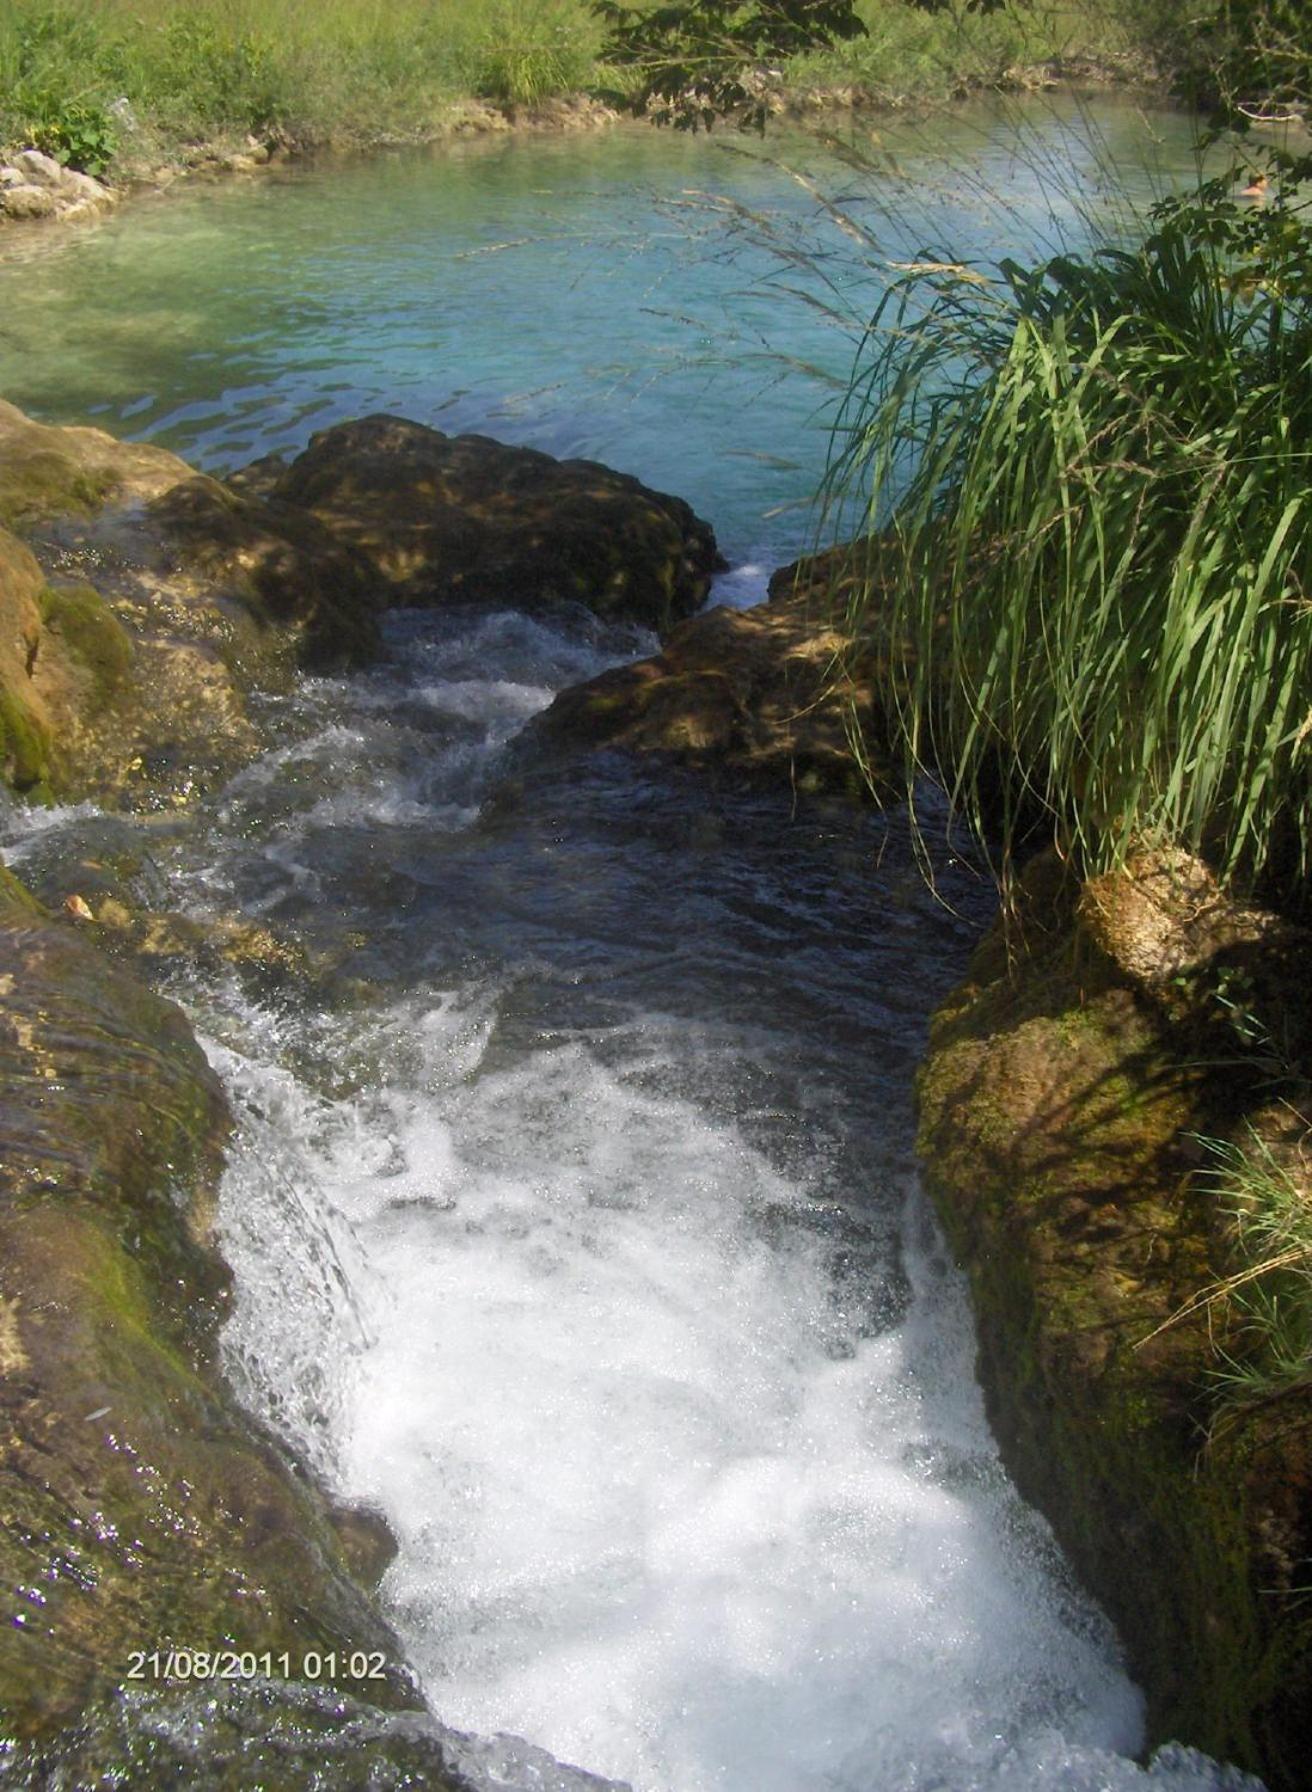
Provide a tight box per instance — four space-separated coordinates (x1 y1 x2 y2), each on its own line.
0 898 446 1763
916 854 1312 1791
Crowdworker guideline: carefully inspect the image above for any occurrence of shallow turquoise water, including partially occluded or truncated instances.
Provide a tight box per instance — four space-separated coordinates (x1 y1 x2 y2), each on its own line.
0 94 1205 572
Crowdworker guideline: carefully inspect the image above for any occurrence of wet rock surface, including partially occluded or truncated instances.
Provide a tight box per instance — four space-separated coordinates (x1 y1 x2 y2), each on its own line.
249 414 725 633
916 850 1312 1791
0 897 440 1758
525 548 887 793
0 399 734 1770
0 401 727 810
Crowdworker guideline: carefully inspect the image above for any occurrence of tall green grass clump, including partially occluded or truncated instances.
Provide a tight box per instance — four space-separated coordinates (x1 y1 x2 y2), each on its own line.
826 163 1312 902
458 0 600 106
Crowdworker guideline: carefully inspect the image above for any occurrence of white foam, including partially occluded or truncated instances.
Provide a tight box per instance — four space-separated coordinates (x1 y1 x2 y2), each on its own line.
708 563 771 609
209 1006 1264 1792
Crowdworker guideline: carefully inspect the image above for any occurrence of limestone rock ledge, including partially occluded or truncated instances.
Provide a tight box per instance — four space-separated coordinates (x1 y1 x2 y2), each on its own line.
0 151 118 225
916 848 1312 1791
0 398 723 809
525 547 888 794
0 893 463 1785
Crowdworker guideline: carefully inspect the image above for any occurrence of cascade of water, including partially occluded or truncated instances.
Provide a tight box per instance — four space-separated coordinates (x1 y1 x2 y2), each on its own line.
157 607 1263 1792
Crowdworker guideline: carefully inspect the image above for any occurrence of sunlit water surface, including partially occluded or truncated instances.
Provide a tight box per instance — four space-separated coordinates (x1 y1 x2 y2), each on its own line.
0 97 1265 1791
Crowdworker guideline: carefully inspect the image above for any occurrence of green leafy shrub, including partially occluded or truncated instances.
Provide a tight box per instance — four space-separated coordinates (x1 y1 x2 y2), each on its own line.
20 93 117 174
464 1 597 106
146 14 291 133
593 0 868 128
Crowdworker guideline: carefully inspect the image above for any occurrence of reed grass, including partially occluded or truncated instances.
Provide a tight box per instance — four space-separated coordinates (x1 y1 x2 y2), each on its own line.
823 173 1312 901
1141 1122 1312 1427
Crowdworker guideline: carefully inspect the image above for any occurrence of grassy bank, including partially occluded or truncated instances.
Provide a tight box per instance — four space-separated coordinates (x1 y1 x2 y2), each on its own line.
0 1 1160 179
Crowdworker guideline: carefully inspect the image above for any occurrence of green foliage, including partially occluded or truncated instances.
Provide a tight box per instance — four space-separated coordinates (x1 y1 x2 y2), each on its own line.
463 0 598 105
827 167 1312 901
142 14 291 133
1188 1127 1312 1425
18 93 117 175
0 3 117 171
1116 0 1311 115
0 0 1180 169
592 0 868 128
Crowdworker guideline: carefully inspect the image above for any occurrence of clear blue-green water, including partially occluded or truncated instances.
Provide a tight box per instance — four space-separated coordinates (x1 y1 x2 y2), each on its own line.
0 96 1265 1792
0 94 1205 577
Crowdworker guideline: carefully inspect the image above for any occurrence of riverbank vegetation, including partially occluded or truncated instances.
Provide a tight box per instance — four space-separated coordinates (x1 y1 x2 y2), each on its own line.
0 1 1195 179
826 167 1312 905
806 22 1312 1636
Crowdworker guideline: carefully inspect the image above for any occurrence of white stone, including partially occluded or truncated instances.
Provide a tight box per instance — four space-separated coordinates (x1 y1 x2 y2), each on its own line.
60 168 114 206
11 149 65 190
0 184 63 220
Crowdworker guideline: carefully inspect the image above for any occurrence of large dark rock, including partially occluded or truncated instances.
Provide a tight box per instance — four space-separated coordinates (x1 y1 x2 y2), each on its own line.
254 414 725 632
147 473 384 670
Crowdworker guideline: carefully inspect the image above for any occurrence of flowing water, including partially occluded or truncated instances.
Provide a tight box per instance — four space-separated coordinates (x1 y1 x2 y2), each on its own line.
0 97 1267 1790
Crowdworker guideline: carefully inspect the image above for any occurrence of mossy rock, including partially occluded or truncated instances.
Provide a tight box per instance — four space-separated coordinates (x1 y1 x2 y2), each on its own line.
149 474 383 672
0 684 51 793
0 527 54 796
256 413 726 634
0 862 42 916
525 584 885 796
6 1681 468 1788
0 399 192 529
0 915 428 1746
916 855 1312 1789
38 582 134 704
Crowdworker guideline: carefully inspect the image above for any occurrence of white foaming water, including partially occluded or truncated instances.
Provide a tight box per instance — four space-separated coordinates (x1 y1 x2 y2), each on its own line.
0 595 1264 1792
210 995 1265 1792
709 562 772 609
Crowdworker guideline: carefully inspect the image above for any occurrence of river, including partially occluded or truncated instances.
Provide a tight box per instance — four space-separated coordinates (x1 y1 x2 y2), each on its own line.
0 97 1265 1791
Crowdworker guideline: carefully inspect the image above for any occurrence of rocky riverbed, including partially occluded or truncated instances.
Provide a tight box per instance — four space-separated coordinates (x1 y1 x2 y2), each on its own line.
0 399 1308 1789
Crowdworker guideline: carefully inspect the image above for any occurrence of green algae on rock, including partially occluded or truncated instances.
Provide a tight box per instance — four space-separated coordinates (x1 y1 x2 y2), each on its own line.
147 473 385 672
251 413 726 633
0 902 439 1753
0 398 192 529
916 850 1312 1791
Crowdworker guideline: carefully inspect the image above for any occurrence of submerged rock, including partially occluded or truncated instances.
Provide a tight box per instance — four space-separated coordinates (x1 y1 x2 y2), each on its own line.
250 413 725 632
917 850 1312 1791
